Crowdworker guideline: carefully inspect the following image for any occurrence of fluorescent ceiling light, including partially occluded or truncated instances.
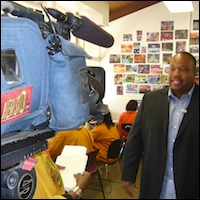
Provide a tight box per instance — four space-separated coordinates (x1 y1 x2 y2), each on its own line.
163 1 194 13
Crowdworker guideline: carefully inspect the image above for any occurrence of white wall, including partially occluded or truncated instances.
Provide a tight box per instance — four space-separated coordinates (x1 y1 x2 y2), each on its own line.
12 1 107 64
8 1 199 122
13 1 109 26
99 1 199 121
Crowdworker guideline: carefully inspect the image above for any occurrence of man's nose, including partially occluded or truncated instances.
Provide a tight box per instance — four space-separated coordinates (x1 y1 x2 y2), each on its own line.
173 69 181 76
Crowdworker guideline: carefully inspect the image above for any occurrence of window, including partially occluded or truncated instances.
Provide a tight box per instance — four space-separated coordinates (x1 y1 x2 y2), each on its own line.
1 49 21 84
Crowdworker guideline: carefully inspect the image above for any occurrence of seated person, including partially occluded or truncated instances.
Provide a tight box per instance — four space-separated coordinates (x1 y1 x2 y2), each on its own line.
91 111 120 163
48 125 95 161
32 150 91 199
118 100 138 140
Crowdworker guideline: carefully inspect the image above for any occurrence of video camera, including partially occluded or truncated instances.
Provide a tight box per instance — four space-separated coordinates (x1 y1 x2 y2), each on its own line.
1 1 112 198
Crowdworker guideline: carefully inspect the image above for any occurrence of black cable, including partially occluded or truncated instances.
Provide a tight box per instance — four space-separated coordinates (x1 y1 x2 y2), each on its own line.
41 4 62 55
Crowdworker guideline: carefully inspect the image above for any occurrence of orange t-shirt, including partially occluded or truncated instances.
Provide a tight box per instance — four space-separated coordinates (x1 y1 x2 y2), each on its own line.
91 123 120 163
48 126 95 159
118 111 137 140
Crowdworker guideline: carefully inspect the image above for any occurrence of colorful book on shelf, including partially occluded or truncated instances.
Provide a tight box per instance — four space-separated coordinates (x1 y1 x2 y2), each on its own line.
55 145 88 191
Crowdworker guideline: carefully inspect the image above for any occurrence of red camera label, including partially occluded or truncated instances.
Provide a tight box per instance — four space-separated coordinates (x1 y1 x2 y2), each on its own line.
1 86 33 124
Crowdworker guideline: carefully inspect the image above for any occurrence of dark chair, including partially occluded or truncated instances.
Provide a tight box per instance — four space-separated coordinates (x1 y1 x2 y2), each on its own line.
98 138 126 193
106 137 126 167
121 123 132 154
86 149 105 199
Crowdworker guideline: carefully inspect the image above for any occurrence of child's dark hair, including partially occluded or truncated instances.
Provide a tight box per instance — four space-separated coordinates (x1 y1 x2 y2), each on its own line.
103 112 115 129
126 100 138 111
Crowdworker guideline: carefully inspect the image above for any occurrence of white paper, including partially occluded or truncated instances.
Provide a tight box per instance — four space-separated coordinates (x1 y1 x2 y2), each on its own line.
61 145 87 156
56 145 88 191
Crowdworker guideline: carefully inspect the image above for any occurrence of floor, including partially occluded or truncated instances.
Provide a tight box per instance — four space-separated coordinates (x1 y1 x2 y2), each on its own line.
82 157 142 199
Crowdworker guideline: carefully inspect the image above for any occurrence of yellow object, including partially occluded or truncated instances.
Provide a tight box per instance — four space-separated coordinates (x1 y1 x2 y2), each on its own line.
32 151 65 199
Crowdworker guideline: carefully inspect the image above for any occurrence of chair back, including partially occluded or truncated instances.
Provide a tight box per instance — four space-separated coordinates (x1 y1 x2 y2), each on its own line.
107 138 124 159
86 149 99 173
122 124 132 132
85 148 105 198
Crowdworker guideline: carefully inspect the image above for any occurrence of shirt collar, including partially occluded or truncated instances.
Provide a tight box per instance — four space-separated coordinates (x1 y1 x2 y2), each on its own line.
168 84 195 100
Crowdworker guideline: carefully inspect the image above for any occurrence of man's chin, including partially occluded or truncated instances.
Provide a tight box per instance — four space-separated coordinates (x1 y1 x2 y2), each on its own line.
170 81 183 89
170 85 183 94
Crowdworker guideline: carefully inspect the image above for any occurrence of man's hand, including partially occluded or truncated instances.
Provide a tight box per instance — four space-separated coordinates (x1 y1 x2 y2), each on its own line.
122 181 138 197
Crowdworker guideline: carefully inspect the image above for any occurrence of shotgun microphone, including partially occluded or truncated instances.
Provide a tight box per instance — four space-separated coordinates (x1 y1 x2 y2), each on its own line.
47 8 114 48
72 15 114 48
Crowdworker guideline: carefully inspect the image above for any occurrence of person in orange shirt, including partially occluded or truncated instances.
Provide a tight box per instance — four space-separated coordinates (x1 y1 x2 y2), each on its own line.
48 125 95 161
118 100 138 140
91 111 120 163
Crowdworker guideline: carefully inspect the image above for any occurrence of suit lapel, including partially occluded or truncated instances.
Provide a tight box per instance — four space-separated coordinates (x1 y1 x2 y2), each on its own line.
160 88 170 140
177 85 199 136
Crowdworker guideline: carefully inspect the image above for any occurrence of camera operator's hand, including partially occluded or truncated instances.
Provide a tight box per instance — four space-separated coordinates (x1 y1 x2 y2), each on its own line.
67 171 91 199
74 171 91 189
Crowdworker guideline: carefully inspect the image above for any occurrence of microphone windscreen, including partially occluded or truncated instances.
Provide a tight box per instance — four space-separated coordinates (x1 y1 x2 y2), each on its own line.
72 16 114 48
1 1 14 13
